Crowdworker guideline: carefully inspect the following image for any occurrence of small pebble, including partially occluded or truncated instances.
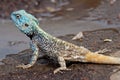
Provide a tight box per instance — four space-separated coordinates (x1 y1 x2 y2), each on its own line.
72 32 84 40
104 39 112 42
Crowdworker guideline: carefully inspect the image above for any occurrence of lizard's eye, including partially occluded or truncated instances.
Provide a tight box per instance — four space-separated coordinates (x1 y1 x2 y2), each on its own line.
16 14 21 19
24 23 29 27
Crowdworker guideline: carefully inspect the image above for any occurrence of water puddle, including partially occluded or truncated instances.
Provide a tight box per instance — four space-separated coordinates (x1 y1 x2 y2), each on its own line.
41 0 101 20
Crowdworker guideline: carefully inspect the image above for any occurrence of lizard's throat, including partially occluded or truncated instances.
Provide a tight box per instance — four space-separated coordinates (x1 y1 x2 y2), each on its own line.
25 27 51 40
25 32 35 40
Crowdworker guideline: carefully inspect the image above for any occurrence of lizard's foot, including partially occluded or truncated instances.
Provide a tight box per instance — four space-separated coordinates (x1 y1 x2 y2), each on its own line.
16 63 32 69
95 48 111 54
54 67 71 74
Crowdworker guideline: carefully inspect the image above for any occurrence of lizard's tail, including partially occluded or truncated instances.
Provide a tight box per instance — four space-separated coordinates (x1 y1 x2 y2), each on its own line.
85 52 120 64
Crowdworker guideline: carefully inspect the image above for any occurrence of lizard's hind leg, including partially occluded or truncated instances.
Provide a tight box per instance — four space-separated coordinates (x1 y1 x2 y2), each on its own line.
54 56 71 74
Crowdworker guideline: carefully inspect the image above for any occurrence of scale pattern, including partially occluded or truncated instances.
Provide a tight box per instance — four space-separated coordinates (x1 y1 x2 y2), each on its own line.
11 10 120 73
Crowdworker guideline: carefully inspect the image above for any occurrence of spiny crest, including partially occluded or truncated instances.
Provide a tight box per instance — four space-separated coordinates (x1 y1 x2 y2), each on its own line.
11 10 39 35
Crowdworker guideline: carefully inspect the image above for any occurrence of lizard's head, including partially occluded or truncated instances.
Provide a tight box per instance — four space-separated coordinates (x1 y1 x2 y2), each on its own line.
11 10 39 36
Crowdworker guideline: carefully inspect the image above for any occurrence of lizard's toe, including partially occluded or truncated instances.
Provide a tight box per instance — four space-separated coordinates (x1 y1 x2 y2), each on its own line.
54 67 71 74
16 64 32 69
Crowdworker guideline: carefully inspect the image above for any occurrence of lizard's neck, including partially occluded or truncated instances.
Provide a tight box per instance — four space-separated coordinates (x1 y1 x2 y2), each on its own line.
27 25 54 41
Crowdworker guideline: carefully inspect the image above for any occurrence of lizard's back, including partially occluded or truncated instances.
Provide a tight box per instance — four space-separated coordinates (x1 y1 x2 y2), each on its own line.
35 35 90 62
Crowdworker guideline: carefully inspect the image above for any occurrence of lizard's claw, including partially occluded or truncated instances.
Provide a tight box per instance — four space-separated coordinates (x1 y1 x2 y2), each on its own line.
54 67 71 74
16 64 32 69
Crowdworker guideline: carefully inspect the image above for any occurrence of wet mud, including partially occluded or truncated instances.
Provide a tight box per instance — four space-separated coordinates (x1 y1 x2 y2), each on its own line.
1 28 120 80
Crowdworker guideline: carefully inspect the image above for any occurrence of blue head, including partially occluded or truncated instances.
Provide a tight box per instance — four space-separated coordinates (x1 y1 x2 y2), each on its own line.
11 10 39 36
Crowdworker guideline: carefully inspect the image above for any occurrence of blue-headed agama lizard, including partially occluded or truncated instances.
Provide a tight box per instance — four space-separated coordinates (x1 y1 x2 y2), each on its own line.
11 10 120 74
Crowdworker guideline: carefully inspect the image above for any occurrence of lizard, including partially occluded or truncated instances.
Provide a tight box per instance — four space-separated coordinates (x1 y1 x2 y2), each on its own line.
11 10 120 74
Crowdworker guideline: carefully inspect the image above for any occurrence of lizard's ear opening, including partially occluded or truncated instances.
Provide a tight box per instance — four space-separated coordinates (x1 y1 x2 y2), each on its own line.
24 23 29 27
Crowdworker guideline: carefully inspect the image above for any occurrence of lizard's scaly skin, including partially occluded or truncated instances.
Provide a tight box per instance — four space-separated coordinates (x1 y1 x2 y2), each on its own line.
11 10 120 73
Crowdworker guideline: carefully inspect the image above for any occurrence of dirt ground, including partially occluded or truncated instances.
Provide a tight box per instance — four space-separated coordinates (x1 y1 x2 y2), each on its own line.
0 27 120 80
0 0 120 80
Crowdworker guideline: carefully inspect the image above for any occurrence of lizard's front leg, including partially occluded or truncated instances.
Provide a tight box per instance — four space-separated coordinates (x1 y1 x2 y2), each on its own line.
54 56 71 74
17 41 39 69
